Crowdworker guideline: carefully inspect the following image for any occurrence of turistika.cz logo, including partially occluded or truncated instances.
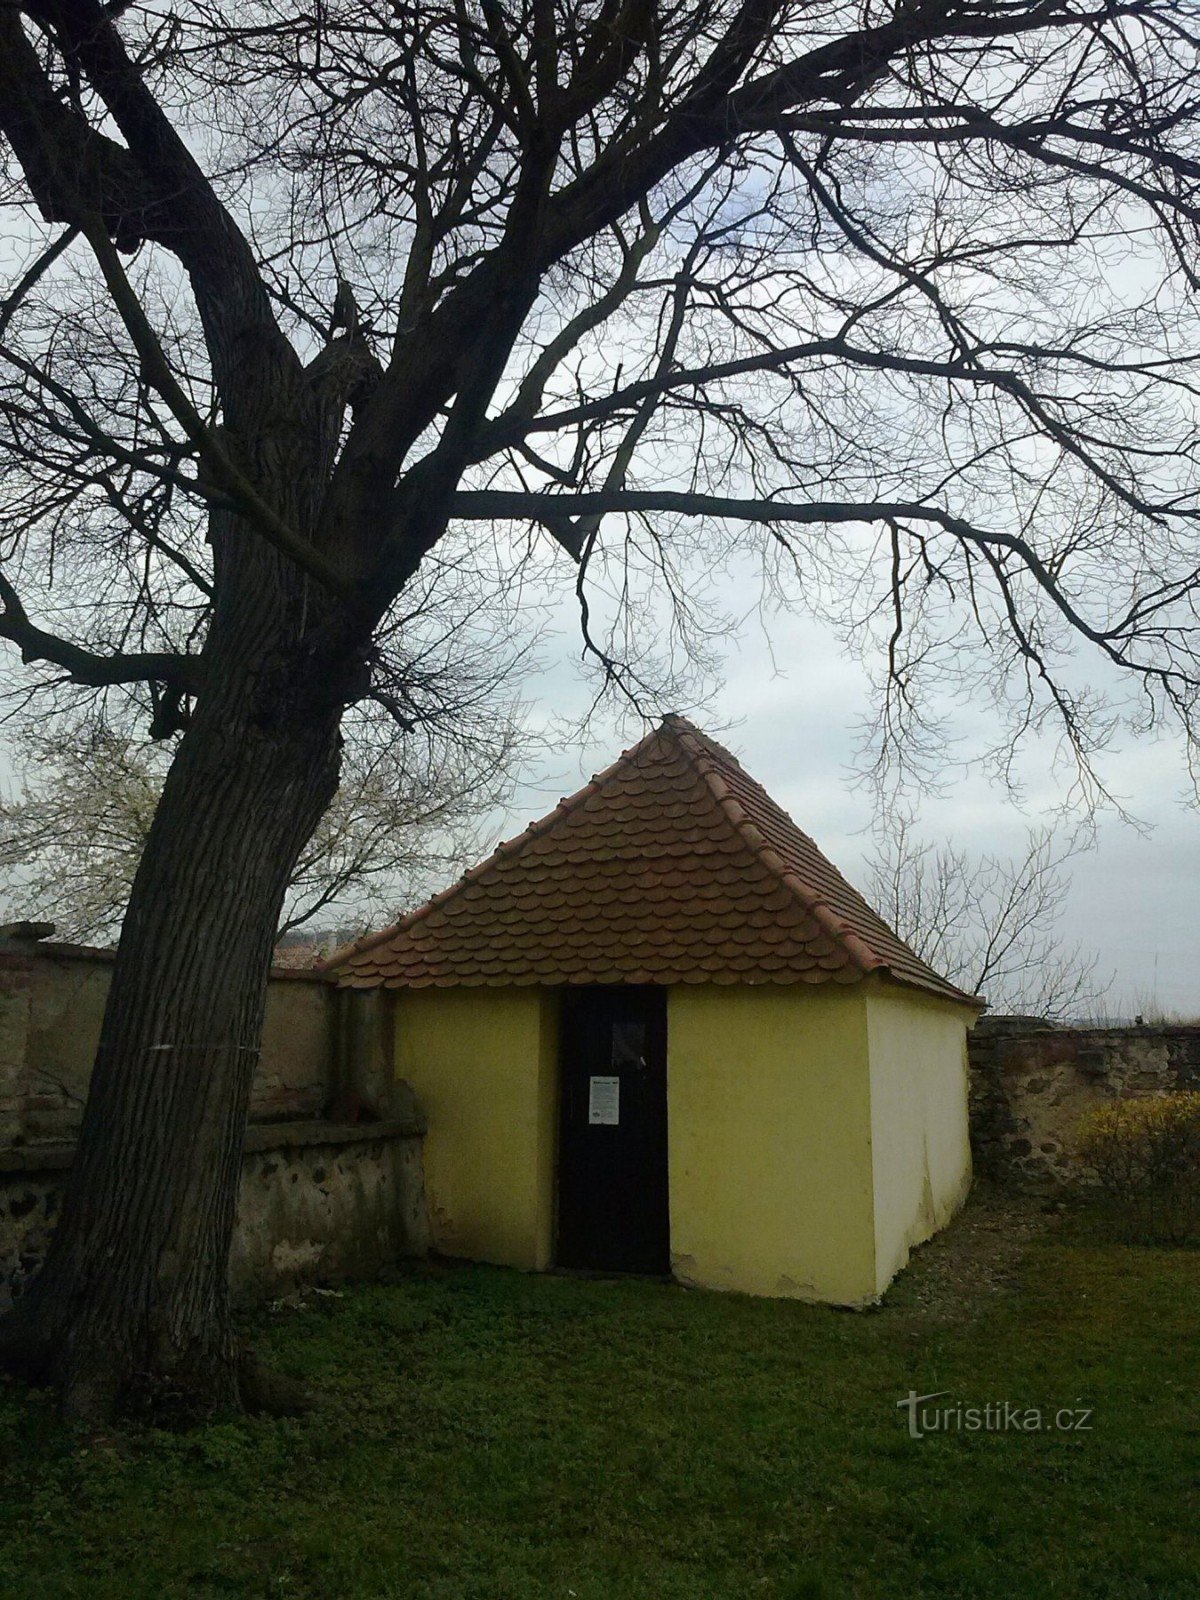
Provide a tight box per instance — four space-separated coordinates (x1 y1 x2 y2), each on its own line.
897 1390 1094 1440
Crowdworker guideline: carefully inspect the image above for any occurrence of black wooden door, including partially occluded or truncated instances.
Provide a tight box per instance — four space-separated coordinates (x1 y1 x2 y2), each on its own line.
556 986 669 1274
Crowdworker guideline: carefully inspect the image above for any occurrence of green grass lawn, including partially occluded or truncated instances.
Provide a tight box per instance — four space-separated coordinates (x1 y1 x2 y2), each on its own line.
2 1194 1198 1599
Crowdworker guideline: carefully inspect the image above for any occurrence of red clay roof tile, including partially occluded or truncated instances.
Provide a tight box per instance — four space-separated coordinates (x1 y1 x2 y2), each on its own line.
324 717 980 1004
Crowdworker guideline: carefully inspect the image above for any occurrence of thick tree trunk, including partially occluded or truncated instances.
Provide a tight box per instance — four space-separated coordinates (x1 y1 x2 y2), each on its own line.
0 500 348 1423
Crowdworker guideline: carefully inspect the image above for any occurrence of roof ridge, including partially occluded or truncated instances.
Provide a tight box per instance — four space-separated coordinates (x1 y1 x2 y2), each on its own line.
319 723 669 971
666 721 884 979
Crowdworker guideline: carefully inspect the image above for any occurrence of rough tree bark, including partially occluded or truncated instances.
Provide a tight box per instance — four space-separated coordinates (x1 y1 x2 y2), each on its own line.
1 493 349 1421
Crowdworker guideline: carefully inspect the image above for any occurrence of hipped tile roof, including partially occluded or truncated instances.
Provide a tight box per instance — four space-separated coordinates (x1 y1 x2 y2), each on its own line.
326 716 980 1004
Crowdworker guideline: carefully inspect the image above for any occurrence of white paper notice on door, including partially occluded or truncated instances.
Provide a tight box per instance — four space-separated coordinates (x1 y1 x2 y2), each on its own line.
588 1074 620 1125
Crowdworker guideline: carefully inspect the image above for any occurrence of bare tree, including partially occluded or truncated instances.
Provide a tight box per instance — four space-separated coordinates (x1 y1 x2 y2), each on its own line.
0 707 521 943
3 0 1200 1419
866 817 1104 1020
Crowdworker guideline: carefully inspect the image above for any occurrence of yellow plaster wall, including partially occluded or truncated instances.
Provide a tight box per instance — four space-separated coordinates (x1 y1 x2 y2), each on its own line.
866 984 975 1296
391 979 972 1304
393 987 558 1270
666 985 878 1305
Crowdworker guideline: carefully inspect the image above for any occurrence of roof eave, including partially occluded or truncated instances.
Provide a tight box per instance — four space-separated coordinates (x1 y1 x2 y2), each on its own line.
866 966 987 1011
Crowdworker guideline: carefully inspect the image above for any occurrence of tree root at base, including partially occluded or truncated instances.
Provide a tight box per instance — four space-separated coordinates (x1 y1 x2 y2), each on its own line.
2 1309 320 1426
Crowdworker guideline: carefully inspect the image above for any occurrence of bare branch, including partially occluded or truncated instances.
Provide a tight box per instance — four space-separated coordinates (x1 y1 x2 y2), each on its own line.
0 568 201 693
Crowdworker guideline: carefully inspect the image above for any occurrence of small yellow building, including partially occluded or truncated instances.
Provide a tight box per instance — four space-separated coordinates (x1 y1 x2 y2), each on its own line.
330 717 982 1305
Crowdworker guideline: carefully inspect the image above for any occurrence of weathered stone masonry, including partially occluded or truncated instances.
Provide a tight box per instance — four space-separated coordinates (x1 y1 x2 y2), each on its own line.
1 937 429 1307
969 1016 1200 1186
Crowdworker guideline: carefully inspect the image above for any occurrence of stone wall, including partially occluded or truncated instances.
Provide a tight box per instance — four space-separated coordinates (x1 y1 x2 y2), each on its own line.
969 1018 1200 1186
0 937 429 1306
1 1119 428 1307
1 940 339 1146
